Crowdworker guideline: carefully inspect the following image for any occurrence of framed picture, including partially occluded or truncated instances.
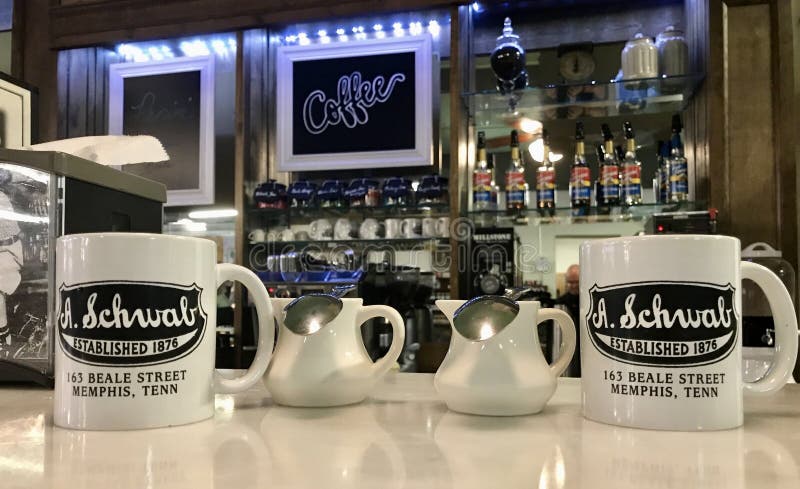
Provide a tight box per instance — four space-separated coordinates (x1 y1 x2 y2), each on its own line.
109 56 215 206
0 73 38 148
276 35 433 172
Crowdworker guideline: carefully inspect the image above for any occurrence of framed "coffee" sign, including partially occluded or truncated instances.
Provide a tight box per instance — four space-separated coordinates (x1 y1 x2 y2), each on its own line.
276 35 433 171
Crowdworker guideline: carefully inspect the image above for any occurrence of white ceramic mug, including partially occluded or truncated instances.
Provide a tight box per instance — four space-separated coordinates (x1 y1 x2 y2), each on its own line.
334 218 353 239
401 218 421 238
359 218 381 240
279 228 295 242
248 229 266 243
436 217 450 238
384 218 402 239
54 233 275 430
421 217 437 238
309 219 332 240
580 235 798 431
264 298 405 407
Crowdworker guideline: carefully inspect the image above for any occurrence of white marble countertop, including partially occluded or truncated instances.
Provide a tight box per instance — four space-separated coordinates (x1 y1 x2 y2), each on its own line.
2 373 800 488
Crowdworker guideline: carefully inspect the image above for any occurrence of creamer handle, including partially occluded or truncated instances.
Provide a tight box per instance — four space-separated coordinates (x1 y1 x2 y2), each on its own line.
538 308 577 377
356 305 406 380
214 263 275 394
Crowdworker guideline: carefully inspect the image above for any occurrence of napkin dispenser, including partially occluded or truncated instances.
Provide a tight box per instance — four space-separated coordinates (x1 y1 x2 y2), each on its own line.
0 149 166 386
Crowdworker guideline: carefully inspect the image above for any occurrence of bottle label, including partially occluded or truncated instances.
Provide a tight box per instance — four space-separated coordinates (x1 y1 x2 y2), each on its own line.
473 190 491 203
506 171 525 189
670 160 689 195
659 168 670 202
570 167 591 201
507 190 526 205
473 172 492 204
599 184 619 202
506 171 526 206
600 165 620 185
622 163 642 197
599 165 620 202
473 172 492 188
536 169 555 204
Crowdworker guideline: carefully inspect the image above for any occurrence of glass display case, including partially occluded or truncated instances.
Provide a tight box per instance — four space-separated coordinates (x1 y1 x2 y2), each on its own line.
0 149 165 385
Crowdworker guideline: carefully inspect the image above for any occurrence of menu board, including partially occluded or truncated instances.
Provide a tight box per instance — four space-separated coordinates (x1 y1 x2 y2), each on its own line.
276 35 433 171
291 52 416 155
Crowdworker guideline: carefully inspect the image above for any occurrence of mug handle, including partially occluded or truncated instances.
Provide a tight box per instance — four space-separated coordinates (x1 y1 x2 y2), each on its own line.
356 305 406 380
741 261 799 394
538 308 577 377
214 263 275 394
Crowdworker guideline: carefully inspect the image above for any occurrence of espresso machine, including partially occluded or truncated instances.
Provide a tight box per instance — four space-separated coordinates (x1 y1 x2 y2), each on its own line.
360 262 434 372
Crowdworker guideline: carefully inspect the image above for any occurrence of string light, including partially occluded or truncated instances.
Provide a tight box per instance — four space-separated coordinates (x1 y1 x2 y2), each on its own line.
427 20 440 37
281 19 447 44
115 18 449 62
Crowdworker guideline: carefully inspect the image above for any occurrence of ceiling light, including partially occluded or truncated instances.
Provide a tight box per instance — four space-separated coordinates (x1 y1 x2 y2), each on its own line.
187 209 238 219
528 139 563 163
519 118 543 134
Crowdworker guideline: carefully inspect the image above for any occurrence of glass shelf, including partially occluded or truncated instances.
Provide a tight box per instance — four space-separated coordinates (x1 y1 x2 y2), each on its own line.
468 201 704 225
249 237 449 247
250 203 450 221
465 74 705 125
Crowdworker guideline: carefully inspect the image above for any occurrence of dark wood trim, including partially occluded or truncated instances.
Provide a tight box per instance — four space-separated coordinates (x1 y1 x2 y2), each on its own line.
50 0 460 49
16 0 59 142
771 0 798 278
11 0 25 78
233 30 245 368
448 5 464 299
686 0 726 229
725 0 768 5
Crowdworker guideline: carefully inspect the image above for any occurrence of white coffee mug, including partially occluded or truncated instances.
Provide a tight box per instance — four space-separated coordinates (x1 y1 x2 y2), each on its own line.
248 229 266 243
401 218 421 238
334 218 353 239
54 233 275 430
384 218 401 239
309 219 332 240
359 218 380 240
266 230 280 242
436 217 451 238
265 298 405 407
580 235 798 431
279 228 295 242
421 217 437 238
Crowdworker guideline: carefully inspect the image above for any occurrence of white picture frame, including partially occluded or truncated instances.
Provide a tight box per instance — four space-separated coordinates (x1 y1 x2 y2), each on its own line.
108 56 215 207
0 74 35 148
276 35 433 172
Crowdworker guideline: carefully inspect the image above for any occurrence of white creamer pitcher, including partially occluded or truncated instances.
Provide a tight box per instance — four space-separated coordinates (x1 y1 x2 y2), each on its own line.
265 298 405 407
434 300 576 416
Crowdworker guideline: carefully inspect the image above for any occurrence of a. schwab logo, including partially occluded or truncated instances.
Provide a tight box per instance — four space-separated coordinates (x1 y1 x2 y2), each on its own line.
586 281 737 367
302 71 406 135
57 281 207 367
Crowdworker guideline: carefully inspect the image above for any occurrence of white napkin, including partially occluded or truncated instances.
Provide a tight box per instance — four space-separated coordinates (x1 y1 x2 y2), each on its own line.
21 135 169 166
